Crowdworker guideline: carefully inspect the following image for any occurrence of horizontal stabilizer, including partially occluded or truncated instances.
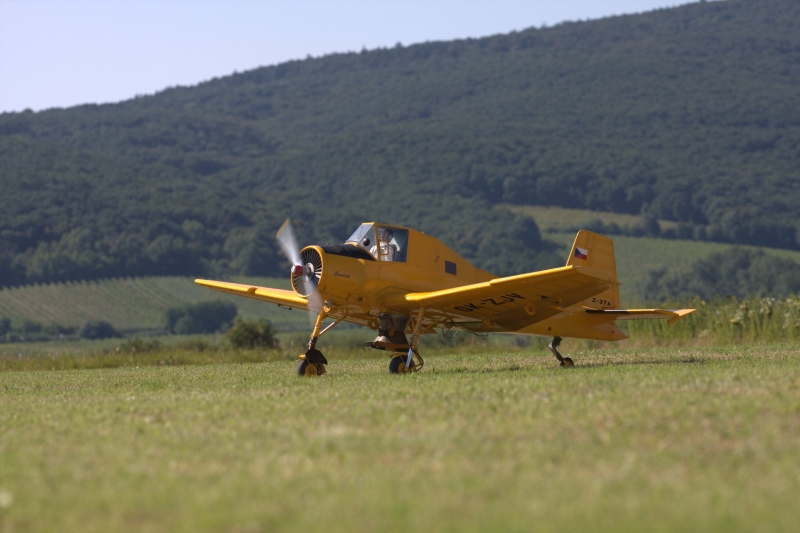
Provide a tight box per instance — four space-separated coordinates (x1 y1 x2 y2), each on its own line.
585 308 695 325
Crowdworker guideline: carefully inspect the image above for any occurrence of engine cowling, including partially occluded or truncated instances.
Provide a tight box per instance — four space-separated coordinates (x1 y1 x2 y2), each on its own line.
291 246 323 297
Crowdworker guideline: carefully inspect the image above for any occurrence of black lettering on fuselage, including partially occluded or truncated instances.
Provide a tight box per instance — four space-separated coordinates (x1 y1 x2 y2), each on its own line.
454 303 485 313
454 293 525 313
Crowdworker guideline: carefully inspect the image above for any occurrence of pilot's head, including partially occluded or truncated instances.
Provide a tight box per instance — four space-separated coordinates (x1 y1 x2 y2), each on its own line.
379 228 393 241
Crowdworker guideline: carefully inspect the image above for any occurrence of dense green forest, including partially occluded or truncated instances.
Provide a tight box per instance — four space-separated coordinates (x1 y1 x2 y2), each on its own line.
1 0 798 288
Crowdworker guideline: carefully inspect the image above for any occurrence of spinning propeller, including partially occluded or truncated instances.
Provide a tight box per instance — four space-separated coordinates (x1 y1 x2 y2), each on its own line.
276 219 323 321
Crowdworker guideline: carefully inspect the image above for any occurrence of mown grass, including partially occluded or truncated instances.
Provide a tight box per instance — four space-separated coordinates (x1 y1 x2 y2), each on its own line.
0 328 537 373
1 344 799 533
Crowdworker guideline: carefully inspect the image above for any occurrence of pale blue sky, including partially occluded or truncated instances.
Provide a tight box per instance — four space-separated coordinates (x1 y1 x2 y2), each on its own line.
0 0 694 113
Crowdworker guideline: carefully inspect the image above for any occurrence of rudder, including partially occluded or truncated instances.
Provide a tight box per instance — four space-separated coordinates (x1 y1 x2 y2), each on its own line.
566 230 619 308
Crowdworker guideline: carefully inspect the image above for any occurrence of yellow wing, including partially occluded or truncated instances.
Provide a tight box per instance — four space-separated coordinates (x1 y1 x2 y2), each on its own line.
194 279 309 310
396 265 619 331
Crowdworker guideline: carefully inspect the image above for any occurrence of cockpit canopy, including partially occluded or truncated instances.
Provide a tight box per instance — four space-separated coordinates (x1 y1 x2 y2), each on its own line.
345 223 409 262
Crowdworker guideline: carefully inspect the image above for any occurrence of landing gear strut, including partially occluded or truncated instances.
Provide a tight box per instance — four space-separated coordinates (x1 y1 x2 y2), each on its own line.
298 336 328 376
297 304 344 377
548 336 574 368
389 307 427 374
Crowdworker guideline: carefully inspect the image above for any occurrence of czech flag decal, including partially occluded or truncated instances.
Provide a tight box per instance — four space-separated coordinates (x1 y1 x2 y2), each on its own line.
574 247 588 260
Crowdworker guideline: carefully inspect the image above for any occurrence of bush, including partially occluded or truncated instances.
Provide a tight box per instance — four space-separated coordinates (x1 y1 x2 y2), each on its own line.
0 318 9 336
164 300 237 334
225 317 278 349
80 321 119 340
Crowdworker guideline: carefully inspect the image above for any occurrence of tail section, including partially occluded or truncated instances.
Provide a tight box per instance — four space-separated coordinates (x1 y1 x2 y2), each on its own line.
566 230 620 308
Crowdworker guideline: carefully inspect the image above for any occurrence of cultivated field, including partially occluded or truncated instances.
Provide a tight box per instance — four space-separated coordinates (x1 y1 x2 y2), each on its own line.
503 204 678 232
0 276 308 333
1 344 799 532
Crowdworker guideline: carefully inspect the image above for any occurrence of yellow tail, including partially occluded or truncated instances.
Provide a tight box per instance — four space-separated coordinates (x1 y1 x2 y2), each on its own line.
566 230 620 308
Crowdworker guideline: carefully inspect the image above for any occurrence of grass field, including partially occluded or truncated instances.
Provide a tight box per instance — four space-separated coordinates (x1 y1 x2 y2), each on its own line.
2 344 799 532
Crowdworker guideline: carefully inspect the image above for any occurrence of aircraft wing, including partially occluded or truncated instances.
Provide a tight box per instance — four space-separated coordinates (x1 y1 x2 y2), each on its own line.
401 265 618 332
194 279 309 310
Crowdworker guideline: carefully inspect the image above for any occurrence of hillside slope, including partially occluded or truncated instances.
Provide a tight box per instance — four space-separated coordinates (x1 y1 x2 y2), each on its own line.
0 276 309 333
1 0 798 287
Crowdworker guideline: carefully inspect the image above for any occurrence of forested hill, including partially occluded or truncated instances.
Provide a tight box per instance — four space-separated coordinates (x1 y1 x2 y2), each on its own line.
1 0 798 287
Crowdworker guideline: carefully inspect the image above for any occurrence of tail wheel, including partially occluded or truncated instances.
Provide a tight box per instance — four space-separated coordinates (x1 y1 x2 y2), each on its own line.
560 357 575 368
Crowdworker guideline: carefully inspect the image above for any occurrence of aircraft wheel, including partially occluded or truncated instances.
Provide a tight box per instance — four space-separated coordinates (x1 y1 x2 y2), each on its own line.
389 355 412 374
560 357 575 368
297 359 323 377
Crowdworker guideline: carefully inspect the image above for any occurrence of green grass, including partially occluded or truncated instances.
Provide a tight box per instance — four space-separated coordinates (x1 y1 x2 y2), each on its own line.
0 276 309 333
1 344 799 532
0 328 539 372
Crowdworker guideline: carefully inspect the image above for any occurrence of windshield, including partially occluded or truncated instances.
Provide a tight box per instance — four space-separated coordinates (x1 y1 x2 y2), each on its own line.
345 223 376 251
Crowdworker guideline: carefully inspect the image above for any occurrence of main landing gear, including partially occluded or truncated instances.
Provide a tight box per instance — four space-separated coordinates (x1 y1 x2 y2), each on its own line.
548 336 574 368
388 307 427 374
299 306 432 376
366 310 427 374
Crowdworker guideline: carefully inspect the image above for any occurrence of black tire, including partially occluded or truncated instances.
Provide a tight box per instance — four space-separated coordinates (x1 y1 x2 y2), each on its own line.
297 359 309 376
389 356 406 374
560 357 575 368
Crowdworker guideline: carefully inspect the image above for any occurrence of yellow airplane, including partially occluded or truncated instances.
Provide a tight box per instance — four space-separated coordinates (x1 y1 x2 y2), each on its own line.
196 221 694 376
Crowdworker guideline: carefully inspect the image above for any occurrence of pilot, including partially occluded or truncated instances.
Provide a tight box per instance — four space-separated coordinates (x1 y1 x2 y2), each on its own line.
371 228 397 261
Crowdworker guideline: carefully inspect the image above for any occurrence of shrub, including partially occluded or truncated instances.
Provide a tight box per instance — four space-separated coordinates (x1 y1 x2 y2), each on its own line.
225 317 278 349
80 321 119 340
164 300 237 334
0 318 9 336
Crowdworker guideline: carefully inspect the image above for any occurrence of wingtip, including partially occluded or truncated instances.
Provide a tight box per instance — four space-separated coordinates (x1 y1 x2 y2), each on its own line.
667 308 696 325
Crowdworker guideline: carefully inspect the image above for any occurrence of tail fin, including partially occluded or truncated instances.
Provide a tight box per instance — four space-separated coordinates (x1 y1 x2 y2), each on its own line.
567 230 620 308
